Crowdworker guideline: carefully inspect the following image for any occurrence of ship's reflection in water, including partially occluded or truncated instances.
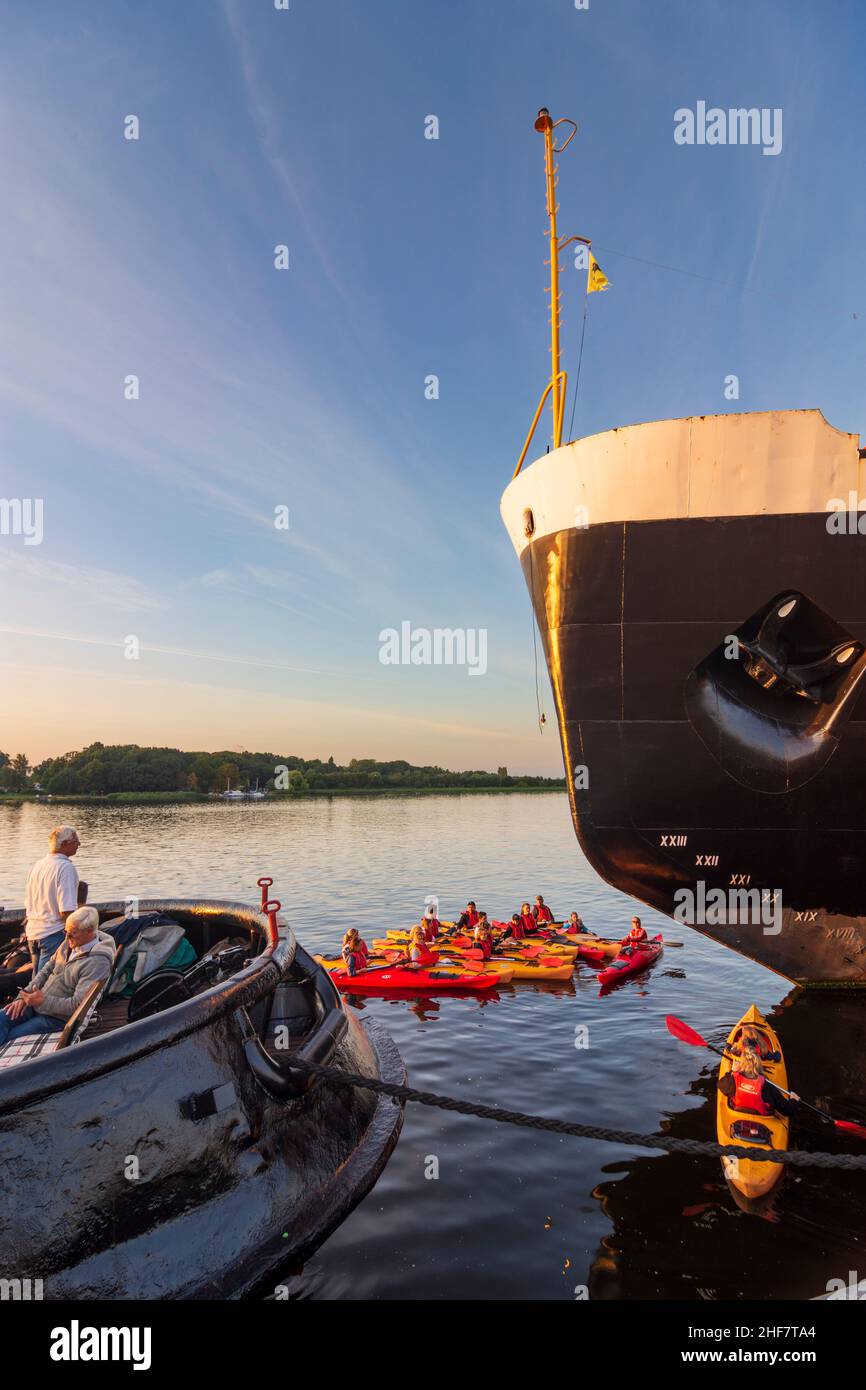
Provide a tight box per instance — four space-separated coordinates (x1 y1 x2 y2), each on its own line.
590 990 866 1301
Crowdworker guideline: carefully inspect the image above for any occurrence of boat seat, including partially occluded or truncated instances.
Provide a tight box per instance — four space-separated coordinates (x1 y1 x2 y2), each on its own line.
0 1031 64 1070
80 997 130 1038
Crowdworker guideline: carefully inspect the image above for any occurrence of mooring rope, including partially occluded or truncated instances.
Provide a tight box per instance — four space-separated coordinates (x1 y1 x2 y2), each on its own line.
286 1056 866 1170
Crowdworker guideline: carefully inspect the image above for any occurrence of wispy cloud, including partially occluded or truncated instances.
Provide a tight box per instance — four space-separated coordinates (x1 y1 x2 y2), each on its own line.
217 0 346 300
0 552 165 611
0 624 351 678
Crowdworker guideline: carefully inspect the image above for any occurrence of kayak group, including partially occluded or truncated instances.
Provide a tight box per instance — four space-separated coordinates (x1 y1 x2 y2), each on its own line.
338 897 650 976
329 905 866 1197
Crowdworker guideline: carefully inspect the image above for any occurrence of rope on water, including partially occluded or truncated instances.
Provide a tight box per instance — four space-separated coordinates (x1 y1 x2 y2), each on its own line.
286 1056 866 1171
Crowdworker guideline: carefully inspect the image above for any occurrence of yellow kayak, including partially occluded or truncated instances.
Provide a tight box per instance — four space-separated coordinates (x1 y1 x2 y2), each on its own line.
381 943 573 981
429 949 573 981
377 930 580 960
716 1005 789 1200
314 953 515 984
500 957 574 981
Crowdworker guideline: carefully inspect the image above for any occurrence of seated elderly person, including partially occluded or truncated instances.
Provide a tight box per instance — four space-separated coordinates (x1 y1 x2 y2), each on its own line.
0 907 115 1047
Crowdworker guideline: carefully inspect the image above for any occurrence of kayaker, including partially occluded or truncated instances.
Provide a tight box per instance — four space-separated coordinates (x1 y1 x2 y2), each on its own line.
566 911 589 935
533 895 555 925
622 916 648 947
406 925 437 968
519 902 538 935
718 1046 801 1117
421 914 441 943
341 929 370 977
456 901 479 931
502 912 526 941
473 916 494 959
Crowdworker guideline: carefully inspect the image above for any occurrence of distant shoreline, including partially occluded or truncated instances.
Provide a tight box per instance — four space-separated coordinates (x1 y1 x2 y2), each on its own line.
0 786 567 807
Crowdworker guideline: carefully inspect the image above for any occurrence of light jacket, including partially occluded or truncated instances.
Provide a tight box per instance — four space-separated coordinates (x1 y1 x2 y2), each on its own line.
30 931 116 1021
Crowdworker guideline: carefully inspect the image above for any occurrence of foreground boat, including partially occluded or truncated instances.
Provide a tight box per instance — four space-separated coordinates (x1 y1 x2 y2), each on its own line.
500 108 866 986
0 893 404 1299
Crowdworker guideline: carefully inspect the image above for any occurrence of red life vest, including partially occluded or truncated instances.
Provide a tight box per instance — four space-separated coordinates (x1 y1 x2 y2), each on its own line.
343 941 368 969
424 918 440 942
521 912 536 935
466 909 479 928
535 904 553 924
474 934 493 959
627 926 647 944
732 1073 772 1116
410 943 436 966
509 919 525 939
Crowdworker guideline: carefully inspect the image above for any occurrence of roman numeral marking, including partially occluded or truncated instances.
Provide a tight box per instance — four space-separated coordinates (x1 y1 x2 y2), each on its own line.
660 834 688 848
794 910 818 924
695 854 719 867
729 873 751 887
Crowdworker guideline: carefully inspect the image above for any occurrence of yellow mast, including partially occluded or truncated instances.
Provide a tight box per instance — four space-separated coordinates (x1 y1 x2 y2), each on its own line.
539 107 563 449
514 107 578 478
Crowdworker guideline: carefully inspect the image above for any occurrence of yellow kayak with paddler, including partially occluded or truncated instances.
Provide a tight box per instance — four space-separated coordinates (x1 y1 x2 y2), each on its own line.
716 1004 789 1200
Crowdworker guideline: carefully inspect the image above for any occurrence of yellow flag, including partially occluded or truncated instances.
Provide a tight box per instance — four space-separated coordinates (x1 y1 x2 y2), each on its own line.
587 252 609 294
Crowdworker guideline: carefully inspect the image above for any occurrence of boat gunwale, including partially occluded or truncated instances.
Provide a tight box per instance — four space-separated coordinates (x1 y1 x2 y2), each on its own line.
0 897 296 1117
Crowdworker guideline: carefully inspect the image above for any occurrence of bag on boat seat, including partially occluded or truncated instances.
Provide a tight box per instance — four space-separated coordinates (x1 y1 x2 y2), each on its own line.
126 939 248 1023
105 913 196 997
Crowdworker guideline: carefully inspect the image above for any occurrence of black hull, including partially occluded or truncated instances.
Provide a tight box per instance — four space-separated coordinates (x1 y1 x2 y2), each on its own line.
0 900 404 1298
522 513 866 985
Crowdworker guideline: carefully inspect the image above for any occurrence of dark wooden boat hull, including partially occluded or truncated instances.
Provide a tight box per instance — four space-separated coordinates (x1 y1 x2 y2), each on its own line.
0 900 404 1299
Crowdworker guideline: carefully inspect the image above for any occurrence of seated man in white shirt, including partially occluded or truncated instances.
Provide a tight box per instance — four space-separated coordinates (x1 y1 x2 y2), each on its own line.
23 825 83 976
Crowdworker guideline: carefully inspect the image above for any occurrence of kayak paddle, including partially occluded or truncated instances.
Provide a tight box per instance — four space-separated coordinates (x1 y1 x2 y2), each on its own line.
665 1015 866 1141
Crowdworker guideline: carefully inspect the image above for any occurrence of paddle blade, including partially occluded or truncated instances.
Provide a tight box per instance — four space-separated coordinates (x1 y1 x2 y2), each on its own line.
834 1119 866 1141
665 1015 710 1048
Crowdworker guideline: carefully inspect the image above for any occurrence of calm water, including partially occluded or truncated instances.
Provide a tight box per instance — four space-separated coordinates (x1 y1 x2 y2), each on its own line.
2 794 865 1301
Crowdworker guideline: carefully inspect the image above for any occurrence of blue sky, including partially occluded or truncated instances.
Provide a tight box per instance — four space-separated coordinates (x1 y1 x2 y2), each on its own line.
2 0 864 771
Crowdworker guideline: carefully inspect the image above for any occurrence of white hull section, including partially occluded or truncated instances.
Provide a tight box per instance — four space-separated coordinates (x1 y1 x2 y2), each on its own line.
500 409 862 555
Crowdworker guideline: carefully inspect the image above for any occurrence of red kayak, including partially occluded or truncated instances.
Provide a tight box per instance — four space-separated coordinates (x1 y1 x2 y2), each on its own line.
329 965 499 994
597 934 663 989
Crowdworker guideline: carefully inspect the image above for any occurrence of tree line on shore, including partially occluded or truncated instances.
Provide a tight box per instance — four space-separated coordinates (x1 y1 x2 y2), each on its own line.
0 744 565 796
